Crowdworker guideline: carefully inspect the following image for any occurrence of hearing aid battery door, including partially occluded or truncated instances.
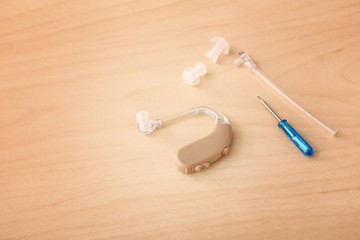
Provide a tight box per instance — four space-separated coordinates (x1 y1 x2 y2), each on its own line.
176 123 232 174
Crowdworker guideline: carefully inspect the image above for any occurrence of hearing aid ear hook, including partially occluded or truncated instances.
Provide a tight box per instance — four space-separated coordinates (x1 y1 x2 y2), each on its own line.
136 106 233 174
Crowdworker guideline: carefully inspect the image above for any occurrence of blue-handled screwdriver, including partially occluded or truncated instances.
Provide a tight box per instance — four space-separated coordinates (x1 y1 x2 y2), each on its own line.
257 96 314 157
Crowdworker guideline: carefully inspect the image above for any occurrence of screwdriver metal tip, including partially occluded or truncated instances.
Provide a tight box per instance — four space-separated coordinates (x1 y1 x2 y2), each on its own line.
257 96 281 122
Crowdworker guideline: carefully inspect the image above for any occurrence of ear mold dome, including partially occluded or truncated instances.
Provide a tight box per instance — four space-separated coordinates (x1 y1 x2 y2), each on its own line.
205 37 229 63
136 110 160 134
183 62 207 86
182 37 229 87
136 106 232 174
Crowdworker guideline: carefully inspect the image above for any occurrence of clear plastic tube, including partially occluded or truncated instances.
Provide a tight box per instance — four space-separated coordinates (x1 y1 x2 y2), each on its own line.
159 106 230 126
159 109 195 126
252 68 337 135
235 52 337 136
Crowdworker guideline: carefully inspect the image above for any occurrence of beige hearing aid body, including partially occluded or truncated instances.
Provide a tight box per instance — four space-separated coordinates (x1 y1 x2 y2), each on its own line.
136 106 232 174
177 123 232 173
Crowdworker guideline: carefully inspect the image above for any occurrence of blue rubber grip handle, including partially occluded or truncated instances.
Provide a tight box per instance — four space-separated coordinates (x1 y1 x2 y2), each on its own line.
278 120 314 157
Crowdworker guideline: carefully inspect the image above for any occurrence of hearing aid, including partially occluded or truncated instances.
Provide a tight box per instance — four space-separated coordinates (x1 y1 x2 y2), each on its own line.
136 106 232 174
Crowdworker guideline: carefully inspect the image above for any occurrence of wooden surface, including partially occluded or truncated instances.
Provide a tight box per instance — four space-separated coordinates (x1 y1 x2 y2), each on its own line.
1 0 360 239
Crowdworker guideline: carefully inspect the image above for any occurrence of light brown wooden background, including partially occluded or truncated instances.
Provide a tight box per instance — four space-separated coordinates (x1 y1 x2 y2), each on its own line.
1 0 360 239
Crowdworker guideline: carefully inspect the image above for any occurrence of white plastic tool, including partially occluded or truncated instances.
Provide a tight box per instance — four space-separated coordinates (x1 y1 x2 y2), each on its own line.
205 37 229 63
136 107 232 174
235 51 337 136
183 62 207 86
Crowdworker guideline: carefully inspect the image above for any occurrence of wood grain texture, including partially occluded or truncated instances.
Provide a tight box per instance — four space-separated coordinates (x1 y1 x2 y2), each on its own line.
0 0 360 239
